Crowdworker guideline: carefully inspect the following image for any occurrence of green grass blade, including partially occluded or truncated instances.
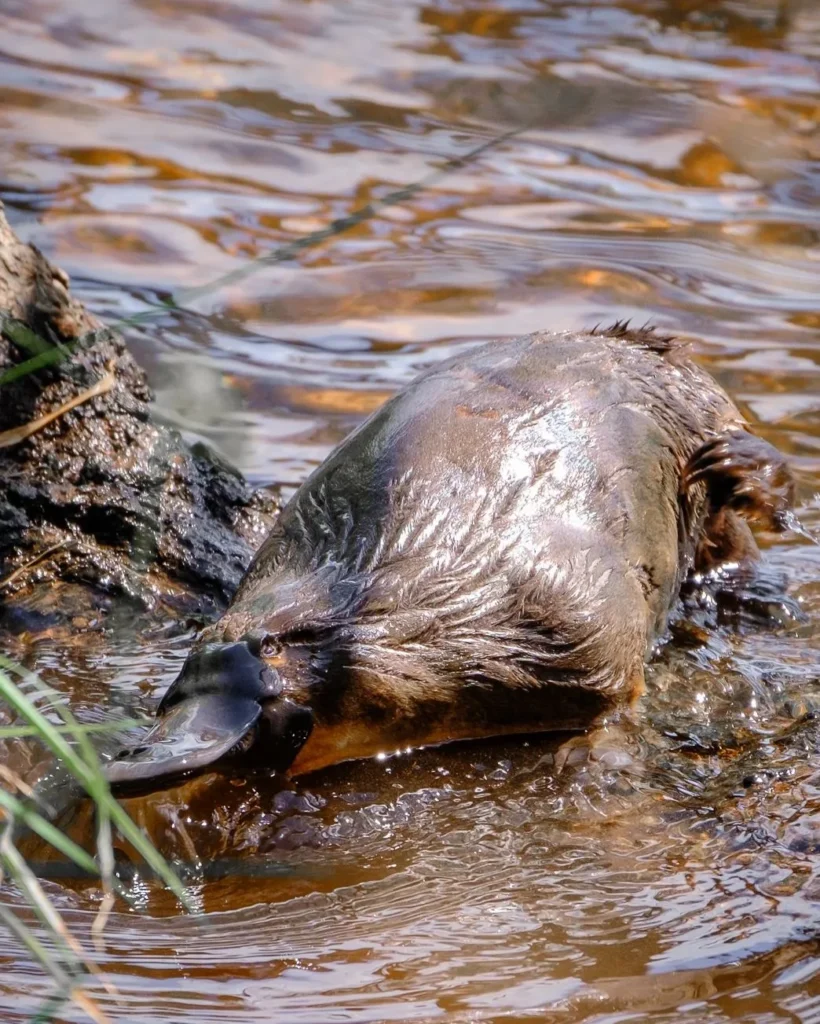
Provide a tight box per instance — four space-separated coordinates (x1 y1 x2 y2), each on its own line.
29 991 70 1024
0 665 192 908
0 666 107 789
0 904 112 1024
0 317 55 356
0 719 149 740
0 905 74 989
0 791 99 876
0 343 77 386
0 840 84 965
95 800 190 905
15 672 191 906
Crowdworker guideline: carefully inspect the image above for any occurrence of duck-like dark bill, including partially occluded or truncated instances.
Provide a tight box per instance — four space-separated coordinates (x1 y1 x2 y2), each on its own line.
104 695 262 790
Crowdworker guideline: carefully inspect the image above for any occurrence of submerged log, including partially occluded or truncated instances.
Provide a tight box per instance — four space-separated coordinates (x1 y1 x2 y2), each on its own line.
0 201 278 630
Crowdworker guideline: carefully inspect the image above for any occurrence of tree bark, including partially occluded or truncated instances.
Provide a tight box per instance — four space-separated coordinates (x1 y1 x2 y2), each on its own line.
0 202 278 630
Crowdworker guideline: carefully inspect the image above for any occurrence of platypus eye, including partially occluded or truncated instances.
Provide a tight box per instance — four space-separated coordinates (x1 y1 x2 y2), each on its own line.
261 636 282 657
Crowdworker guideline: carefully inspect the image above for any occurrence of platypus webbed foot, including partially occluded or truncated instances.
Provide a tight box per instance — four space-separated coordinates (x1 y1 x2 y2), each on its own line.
681 559 806 632
683 430 795 531
553 721 642 776
104 640 313 792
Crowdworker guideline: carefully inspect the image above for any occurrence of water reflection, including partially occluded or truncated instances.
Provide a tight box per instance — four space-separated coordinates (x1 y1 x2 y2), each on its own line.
1 0 819 1020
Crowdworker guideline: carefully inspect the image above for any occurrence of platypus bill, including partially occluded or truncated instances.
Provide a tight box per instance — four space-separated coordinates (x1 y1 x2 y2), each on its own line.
105 325 796 792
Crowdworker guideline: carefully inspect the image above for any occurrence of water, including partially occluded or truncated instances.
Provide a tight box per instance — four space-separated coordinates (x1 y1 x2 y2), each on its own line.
1 0 820 1021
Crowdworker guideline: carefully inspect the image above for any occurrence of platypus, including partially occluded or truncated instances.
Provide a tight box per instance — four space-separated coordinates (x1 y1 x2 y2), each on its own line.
105 325 795 789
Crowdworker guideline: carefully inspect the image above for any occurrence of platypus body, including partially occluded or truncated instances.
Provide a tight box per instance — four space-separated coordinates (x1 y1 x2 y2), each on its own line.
106 325 794 789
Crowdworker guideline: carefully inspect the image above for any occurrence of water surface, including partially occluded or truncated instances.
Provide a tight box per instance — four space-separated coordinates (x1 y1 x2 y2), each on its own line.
1 0 819 1021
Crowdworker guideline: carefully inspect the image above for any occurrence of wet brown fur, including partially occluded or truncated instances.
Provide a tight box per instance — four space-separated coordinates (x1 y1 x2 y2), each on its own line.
169 324 793 776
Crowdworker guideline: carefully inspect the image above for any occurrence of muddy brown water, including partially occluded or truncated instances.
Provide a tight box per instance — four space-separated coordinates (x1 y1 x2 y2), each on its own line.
1 0 820 1021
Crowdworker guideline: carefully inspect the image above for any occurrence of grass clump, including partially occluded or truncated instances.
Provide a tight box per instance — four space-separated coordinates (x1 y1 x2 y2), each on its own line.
0 656 190 1023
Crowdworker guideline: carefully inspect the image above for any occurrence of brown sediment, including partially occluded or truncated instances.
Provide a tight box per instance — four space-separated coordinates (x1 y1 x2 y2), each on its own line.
0 202 279 628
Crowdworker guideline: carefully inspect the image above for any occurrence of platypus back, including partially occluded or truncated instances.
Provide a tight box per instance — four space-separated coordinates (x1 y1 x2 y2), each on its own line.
106 326 795 790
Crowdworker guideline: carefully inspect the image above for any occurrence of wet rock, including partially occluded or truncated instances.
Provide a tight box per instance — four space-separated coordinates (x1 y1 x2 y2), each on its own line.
0 201 278 627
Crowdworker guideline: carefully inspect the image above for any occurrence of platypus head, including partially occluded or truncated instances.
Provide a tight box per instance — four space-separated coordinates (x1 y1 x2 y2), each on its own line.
104 633 316 792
